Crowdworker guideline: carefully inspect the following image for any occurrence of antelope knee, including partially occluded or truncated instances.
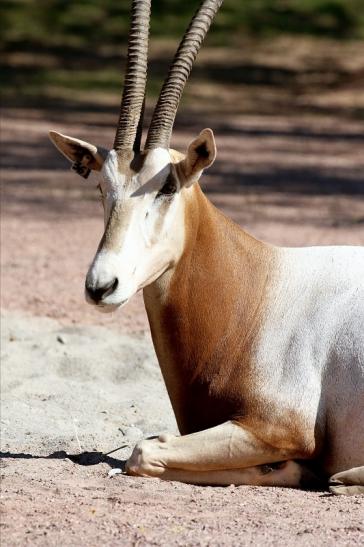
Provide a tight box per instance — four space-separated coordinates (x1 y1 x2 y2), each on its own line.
126 439 162 477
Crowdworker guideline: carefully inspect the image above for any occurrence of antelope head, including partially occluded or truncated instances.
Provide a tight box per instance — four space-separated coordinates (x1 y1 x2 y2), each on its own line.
49 0 222 311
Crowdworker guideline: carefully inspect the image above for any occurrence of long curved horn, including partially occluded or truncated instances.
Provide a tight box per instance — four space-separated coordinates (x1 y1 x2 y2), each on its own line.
114 0 151 154
145 0 223 151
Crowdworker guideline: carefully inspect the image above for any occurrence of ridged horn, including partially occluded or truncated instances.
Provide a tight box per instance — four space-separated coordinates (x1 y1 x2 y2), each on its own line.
114 0 151 154
145 0 223 150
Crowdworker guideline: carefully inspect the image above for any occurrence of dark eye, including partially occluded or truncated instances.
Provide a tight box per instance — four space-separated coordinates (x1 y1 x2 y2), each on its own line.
156 174 177 198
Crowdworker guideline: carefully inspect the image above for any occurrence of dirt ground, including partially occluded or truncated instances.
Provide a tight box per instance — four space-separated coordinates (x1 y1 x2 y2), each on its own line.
1 94 364 546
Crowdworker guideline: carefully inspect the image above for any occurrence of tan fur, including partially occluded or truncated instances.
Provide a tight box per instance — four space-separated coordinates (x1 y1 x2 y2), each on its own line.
144 181 315 458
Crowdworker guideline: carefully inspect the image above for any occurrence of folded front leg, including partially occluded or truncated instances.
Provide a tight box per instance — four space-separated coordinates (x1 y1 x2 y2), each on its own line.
125 421 310 487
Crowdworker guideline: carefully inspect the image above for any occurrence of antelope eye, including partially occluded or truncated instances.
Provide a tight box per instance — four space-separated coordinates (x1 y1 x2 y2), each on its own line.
156 174 177 198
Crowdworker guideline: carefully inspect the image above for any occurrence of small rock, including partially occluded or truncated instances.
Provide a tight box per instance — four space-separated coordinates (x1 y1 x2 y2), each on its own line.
108 468 122 478
57 335 66 344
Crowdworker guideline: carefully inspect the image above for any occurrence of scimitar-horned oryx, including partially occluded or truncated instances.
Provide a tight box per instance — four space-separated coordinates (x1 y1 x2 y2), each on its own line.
49 0 364 495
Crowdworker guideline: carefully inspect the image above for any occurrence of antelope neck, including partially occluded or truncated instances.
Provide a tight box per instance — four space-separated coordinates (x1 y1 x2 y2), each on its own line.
143 185 278 434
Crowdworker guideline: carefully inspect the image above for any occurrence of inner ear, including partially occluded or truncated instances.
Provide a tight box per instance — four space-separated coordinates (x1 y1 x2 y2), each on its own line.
49 130 106 179
195 142 210 160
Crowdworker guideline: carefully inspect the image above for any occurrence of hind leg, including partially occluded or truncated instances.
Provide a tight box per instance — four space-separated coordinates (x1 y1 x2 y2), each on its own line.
329 466 364 495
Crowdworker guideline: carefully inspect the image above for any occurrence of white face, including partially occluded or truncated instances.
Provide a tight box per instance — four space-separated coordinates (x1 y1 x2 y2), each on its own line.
85 148 186 311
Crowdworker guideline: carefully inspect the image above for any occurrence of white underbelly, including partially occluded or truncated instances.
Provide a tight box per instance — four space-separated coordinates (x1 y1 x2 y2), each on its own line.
255 244 364 471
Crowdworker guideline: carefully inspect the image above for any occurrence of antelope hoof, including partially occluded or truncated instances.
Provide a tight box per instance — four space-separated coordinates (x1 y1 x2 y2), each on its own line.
329 467 364 496
329 481 364 496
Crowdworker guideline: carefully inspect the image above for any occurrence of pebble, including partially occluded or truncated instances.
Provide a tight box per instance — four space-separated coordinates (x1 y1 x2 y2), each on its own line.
108 468 122 478
56 335 66 344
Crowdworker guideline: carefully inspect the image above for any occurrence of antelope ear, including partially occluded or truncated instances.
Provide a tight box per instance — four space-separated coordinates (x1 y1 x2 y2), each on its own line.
49 130 107 179
180 128 216 187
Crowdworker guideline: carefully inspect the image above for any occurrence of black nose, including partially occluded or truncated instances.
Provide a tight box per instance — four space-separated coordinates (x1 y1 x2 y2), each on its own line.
85 278 118 303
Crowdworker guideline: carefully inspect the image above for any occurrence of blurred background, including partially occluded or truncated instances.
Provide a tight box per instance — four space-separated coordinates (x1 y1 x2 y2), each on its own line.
1 0 364 329
2 0 364 112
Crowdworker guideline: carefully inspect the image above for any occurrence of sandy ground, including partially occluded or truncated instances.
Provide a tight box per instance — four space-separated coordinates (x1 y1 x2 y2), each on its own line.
1 104 364 545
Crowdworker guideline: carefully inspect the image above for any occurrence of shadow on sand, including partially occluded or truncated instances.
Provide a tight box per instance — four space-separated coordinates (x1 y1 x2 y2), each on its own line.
0 450 127 470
